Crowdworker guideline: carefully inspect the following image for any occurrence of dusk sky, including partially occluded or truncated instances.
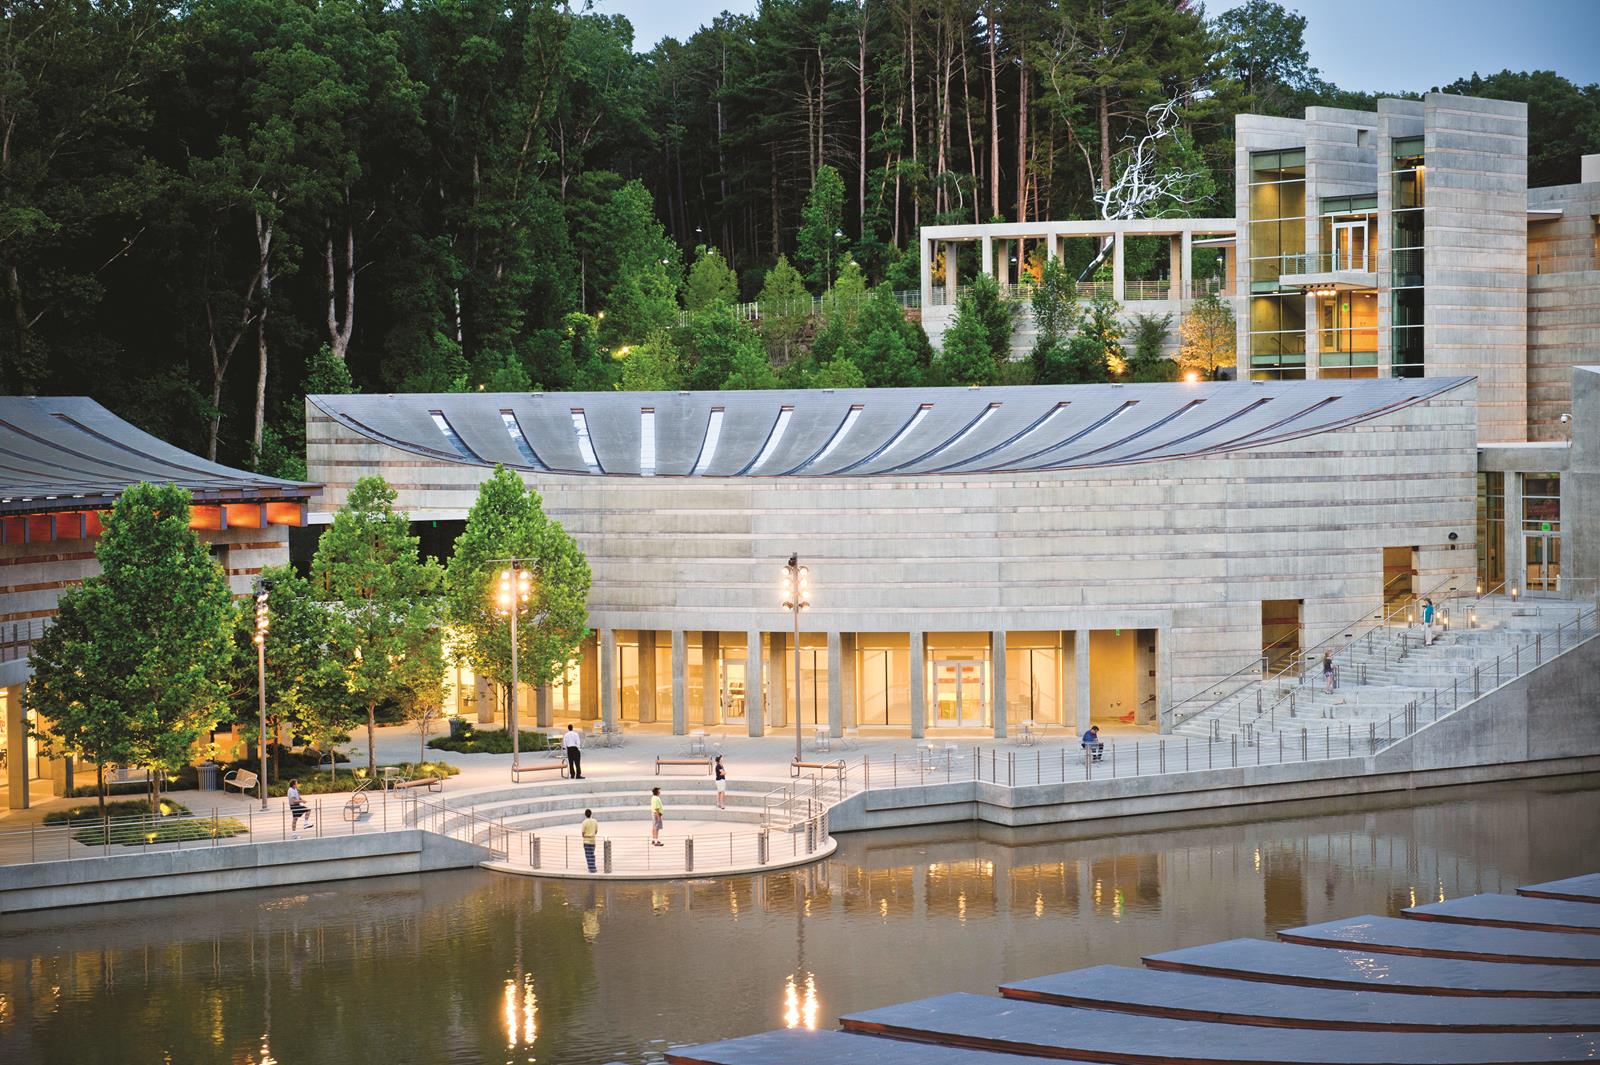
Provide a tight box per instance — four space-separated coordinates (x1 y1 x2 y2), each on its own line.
596 0 1600 95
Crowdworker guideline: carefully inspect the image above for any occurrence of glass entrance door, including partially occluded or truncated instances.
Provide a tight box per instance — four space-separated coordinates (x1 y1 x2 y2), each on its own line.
1525 533 1561 594
721 659 747 720
932 659 987 727
1332 218 1369 271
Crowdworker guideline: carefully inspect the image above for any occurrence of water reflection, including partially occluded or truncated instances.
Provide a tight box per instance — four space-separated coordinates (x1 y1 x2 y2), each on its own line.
0 776 1593 1065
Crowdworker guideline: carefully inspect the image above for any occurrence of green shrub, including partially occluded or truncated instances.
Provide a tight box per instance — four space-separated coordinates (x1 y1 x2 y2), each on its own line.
428 729 552 755
266 762 460 797
69 814 248 847
43 799 192 824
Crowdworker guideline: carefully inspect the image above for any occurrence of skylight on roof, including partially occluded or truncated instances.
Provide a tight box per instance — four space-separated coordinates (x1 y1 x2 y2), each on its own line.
749 406 794 472
570 409 602 473
640 408 656 476
692 408 725 475
499 410 543 468
876 404 932 459
430 411 475 461
808 405 863 467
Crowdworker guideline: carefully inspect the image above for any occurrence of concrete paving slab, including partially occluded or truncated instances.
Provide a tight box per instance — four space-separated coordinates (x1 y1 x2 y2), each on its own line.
839 992 1598 1062
1144 939 1600 997
1279 917 1600 966
999 964 1600 1031
1405 895 1600 934
1520 875 1600 904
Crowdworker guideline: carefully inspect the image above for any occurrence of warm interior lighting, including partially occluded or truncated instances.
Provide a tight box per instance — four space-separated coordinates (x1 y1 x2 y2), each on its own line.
1183 371 1200 383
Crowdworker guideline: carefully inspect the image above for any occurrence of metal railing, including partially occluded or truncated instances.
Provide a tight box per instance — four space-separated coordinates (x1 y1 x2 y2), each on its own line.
1528 250 1600 276
681 289 922 326
0 793 410 867
407 794 833 877
1369 603 1599 750
1279 251 1374 275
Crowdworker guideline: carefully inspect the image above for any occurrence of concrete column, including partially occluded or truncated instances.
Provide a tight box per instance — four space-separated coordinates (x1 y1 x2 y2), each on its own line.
746 630 765 738
840 632 858 729
981 235 994 278
1223 245 1237 298
638 630 657 723
1506 474 1526 595
997 239 1010 286
579 632 599 721
598 627 616 727
671 630 688 735
475 672 493 725
767 633 787 728
535 684 552 729
827 632 844 737
1168 236 1183 300
700 631 721 727
1074 628 1092 734
920 237 934 315
909 631 926 739
1180 230 1194 299
6 685 28 810
991 630 1008 739
49 754 73 798
1112 232 1126 302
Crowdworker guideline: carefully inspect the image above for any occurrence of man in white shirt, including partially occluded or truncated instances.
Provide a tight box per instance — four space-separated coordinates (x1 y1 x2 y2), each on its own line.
563 723 584 779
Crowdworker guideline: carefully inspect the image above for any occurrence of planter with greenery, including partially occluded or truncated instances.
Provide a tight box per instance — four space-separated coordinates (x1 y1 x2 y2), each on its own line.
428 723 553 755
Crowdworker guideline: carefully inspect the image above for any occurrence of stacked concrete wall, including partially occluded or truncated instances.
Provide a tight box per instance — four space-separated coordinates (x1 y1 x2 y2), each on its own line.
308 381 1479 722
1526 181 1600 442
1422 93 1529 443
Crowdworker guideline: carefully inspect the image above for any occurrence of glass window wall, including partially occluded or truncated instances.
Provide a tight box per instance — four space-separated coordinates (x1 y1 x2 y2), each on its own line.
1247 150 1306 291
1005 632 1063 725
1476 472 1505 589
1248 293 1307 379
782 634 828 727
857 634 910 726
1317 291 1378 378
1391 138 1426 377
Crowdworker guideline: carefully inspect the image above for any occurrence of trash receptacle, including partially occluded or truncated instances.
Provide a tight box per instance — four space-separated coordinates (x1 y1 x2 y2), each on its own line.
198 762 220 791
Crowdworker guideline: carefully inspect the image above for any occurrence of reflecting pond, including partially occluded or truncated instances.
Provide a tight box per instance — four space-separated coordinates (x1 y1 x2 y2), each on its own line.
1 775 1595 1064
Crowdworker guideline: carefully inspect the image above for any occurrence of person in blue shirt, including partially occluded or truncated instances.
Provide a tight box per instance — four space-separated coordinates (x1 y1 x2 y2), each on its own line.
1080 725 1103 762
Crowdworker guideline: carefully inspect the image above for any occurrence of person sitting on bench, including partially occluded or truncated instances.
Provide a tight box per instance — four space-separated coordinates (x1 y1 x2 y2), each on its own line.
1081 725 1104 763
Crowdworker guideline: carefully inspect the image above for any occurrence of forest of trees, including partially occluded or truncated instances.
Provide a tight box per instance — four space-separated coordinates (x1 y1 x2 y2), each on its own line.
3 0 1597 473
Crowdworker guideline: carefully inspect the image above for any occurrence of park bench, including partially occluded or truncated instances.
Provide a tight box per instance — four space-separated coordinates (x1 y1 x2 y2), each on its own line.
512 761 566 780
656 755 712 776
790 758 845 779
222 768 258 795
392 774 444 793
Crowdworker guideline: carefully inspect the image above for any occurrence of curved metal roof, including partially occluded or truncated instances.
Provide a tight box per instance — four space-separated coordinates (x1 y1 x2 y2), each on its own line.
0 396 315 515
311 377 1471 479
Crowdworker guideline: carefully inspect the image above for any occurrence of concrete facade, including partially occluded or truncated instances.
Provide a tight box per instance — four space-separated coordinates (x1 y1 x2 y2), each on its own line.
307 378 1480 740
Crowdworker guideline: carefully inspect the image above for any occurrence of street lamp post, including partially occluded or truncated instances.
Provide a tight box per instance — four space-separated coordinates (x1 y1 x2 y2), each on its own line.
253 578 272 810
496 562 533 780
781 554 810 763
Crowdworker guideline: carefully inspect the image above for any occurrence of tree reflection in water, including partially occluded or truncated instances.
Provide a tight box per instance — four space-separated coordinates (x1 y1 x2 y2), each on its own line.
0 775 1593 1065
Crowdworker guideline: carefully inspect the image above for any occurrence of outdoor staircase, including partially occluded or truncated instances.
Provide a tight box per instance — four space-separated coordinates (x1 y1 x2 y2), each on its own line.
1172 595 1596 742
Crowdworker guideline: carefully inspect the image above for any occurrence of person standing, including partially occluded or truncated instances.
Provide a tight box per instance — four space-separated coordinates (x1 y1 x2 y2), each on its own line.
563 722 584 779
1421 597 1436 646
649 786 664 846
581 808 599 873
714 755 727 810
1322 651 1336 693
287 779 313 832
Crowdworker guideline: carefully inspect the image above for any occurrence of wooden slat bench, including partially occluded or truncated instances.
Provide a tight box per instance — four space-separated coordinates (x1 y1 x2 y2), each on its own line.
392 775 444 793
513 760 567 780
656 755 712 776
790 758 845 779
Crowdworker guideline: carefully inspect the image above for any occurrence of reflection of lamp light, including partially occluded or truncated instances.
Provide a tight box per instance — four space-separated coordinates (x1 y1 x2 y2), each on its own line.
503 973 538 1050
783 973 819 1030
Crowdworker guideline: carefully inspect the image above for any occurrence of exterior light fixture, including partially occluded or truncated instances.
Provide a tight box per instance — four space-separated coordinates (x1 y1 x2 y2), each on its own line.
1511 586 1520 601
781 554 811 763
1183 371 1200 383
495 562 535 779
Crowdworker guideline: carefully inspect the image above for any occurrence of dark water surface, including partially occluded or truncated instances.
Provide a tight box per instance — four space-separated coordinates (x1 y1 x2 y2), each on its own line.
1 776 1596 1065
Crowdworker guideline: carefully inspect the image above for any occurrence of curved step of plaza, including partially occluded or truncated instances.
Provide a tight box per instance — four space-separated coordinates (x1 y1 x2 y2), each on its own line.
1173 596 1593 741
